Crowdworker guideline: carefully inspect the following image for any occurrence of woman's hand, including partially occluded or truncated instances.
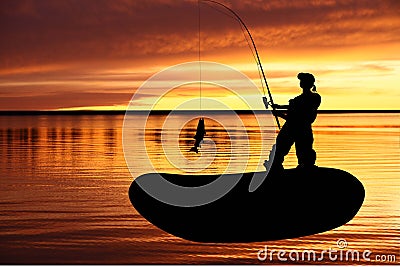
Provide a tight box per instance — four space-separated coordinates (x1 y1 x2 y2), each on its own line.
271 104 280 109
272 104 289 109
272 110 288 120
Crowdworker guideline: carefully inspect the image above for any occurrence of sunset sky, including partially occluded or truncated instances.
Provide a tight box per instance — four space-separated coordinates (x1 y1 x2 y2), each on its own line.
0 0 399 110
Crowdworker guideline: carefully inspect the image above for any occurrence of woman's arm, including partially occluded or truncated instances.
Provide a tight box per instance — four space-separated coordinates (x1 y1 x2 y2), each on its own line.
272 110 288 120
272 104 289 109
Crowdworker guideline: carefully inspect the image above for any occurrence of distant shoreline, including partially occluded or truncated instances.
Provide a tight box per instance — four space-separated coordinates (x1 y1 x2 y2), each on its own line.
0 110 399 116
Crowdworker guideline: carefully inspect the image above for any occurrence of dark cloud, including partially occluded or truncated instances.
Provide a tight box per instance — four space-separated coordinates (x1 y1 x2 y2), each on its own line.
0 0 199 68
0 90 131 110
1 0 399 69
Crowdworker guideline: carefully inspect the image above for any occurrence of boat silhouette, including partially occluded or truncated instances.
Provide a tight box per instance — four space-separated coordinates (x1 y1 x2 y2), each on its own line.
129 167 365 242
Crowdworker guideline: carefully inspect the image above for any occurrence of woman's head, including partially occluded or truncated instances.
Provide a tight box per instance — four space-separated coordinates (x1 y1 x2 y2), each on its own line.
298 72 316 92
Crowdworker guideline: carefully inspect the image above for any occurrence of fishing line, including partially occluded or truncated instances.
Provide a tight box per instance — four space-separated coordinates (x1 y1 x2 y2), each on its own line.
198 0 202 111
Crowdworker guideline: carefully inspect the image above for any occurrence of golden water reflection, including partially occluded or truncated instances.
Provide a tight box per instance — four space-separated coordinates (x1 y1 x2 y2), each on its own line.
0 113 398 264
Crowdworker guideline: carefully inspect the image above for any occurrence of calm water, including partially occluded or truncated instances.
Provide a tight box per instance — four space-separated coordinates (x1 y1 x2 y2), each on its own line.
0 113 399 264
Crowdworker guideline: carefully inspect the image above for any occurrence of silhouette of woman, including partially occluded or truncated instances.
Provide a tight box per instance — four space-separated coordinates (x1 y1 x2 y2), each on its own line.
271 73 321 171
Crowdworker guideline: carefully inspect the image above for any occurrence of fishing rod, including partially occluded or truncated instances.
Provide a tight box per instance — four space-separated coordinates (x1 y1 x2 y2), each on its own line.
201 0 281 129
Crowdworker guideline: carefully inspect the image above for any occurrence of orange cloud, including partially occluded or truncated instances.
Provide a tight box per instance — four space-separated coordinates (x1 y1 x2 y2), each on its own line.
0 0 399 110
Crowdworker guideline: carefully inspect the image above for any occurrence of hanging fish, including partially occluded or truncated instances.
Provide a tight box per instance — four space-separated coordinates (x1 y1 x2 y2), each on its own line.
190 118 206 153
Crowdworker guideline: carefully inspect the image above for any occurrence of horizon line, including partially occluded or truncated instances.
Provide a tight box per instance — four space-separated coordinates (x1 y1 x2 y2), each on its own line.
0 110 399 116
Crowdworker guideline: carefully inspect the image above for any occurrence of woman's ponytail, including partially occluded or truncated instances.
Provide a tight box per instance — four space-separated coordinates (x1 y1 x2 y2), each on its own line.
312 85 317 92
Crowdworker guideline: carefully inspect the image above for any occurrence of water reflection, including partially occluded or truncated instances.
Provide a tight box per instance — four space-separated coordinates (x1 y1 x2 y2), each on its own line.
71 128 82 141
0 113 398 264
0 122 125 179
47 128 57 141
104 128 116 156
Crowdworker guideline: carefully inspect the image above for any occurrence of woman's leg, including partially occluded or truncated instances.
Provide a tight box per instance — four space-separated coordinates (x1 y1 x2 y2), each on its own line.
273 123 295 168
295 127 315 166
